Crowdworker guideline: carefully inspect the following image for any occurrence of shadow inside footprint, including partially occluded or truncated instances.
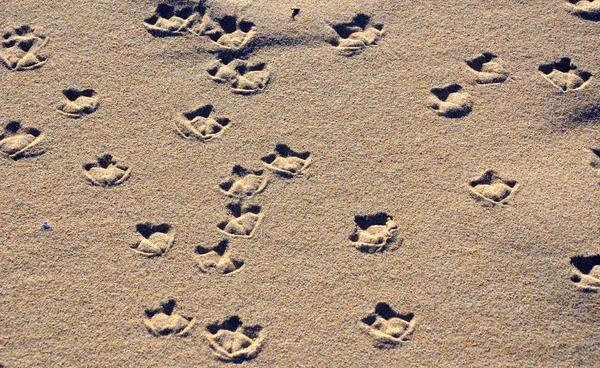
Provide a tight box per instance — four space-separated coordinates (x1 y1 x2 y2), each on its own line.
219 165 268 199
57 89 99 118
571 255 600 292
205 316 263 362
174 104 231 141
195 13 257 51
567 0 600 21
0 25 47 71
195 240 244 275
428 84 472 118
144 299 195 336
144 3 206 36
132 222 175 257
466 53 509 84
217 203 263 238
83 154 131 186
207 56 270 95
349 213 399 253
0 121 45 160
261 144 311 177
539 57 592 92
329 13 385 55
361 302 416 348
469 170 519 205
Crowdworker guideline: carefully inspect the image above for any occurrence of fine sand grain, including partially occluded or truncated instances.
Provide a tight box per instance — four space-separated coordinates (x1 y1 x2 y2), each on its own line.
2 0 600 366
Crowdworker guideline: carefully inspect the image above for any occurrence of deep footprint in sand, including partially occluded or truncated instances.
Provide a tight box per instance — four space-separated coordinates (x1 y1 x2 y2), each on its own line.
195 240 244 275
468 170 519 205
261 144 311 177
328 13 385 55
466 53 509 84
57 89 99 118
571 255 600 292
131 222 175 257
174 104 231 141
428 84 472 118
144 299 195 336
205 316 263 362
217 203 263 238
0 25 47 71
349 213 399 253
83 154 131 186
539 57 592 92
0 121 45 160
194 13 256 51
361 303 416 348
207 57 270 95
566 0 600 20
143 2 205 36
219 165 268 199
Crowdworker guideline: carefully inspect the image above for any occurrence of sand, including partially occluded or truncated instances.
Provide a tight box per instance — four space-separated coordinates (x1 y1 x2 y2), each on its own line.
2 0 600 366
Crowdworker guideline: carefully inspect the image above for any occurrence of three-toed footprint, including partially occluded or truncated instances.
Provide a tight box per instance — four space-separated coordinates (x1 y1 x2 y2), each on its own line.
0 121 44 160
195 240 244 275
468 170 519 205
261 144 312 177
131 222 175 257
466 53 509 84
207 57 270 95
219 165 268 199
205 316 264 362
144 299 195 336
361 303 416 348
174 104 231 141
349 213 399 253
428 84 472 118
57 89 99 118
539 57 592 92
0 25 47 71
82 154 131 186
217 203 263 238
328 14 385 55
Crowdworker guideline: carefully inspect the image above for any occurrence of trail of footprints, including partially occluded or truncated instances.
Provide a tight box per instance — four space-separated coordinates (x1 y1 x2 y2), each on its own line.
3 1 600 363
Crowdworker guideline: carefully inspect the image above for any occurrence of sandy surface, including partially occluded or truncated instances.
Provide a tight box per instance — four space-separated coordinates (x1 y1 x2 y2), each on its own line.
2 0 600 366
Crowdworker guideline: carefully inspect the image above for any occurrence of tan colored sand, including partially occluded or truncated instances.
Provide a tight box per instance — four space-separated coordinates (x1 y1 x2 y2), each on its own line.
2 0 600 366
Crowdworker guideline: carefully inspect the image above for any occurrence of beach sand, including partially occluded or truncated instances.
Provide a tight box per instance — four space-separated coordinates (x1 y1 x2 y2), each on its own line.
2 0 600 366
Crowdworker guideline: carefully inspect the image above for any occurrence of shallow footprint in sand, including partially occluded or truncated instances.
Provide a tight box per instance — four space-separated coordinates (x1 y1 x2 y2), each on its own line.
466 53 509 84
144 299 195 336
566 0 600 21
143 3 205 37
349 213 399 253
219 165 267 199
428 84 472 118
205 316 263 362
132 222 175 257
468 170 519 205
195 14 256 51
57 89 99 118
571 255 600 292
0 25 47 71
83 154 131 186
0 121 44 160
207 57 270 95
539 57 592 92
174 104 230 141
328 13 385 56
261 144 311 177
217 203 263 239
361 303 416 348
195 240 244 275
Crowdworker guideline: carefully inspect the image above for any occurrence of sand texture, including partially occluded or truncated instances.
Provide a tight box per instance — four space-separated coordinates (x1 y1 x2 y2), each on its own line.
2 0 600 367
